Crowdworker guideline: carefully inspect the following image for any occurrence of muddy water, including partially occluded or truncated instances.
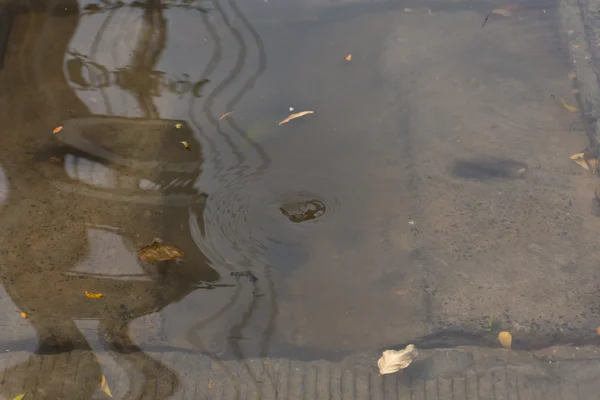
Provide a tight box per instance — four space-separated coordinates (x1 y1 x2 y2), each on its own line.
0 0 597 396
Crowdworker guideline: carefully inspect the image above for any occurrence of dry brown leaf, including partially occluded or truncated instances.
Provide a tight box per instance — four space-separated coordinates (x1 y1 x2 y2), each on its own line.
492 8 513 16
377 344 418 375
498 331 512 349
404 7 413 12
101 375 113 398
278 111 314 126
219 111 233 120
12 394 26 400
179 141 191 151
395 288 412 296
208 380 214 389
568 71 577 80
561 98 580 113
85 291 103 299
596 327 600 336
52 125 64 134
345 54 352 61
137 241 184 262
20 312 27 319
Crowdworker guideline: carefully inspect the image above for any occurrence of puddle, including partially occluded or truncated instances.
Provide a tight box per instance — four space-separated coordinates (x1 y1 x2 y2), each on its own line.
0 0 599 397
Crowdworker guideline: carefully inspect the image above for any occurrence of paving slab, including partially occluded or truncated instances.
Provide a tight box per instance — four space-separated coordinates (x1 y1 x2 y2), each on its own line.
0 345 599 399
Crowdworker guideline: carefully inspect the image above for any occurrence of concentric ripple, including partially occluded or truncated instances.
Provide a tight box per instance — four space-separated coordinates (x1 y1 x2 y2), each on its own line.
194 170 342 271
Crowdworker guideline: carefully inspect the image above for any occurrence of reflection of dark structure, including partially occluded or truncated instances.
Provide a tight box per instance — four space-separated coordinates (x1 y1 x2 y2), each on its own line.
0 1 217 398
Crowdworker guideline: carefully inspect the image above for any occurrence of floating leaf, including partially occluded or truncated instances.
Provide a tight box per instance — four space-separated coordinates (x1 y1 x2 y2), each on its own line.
20 312 27 319
179 141 191 151
377 344 418 375
278 111 314 126
137 241 184 262
492 8 513 16
175 123 182 129
570 152 591 171
85 291 103 299
52 125 64 134
345 54 352 61
219 111 233 120
101 375 113 398
498 331 512 349
561 98 580 113
12 394 26 400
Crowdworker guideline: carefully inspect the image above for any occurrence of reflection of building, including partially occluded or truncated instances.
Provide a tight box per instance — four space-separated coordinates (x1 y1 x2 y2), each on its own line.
0 1 220 398
0 5 277 399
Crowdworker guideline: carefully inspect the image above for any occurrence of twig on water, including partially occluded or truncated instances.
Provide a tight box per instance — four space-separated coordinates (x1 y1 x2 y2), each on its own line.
482 10 492 27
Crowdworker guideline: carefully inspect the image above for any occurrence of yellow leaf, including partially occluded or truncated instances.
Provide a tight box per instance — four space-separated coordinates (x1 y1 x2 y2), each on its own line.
561 98 580 113
101 375 113 398
570 152 585 160
137 241 184 262
179 141 191 151
345 54 352 61
377 344 418 375
278 111 314 126
20 312 27 319
498 331 512 349
85 291 103 299
574 159 590 171
570 153 591 171
12 394 26 400
219 111 233 120
175 123 182 129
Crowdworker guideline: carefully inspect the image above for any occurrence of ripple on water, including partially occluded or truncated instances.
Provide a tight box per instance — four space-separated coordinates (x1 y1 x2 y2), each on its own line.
194 170 342 272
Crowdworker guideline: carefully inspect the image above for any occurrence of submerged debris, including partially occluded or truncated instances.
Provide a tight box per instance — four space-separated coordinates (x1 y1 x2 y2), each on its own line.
378 344 418 375
137 241 184 262
231 271 258 283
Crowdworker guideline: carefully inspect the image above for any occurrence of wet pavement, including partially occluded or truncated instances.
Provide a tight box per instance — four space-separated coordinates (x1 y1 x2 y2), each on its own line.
1 0 600 398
